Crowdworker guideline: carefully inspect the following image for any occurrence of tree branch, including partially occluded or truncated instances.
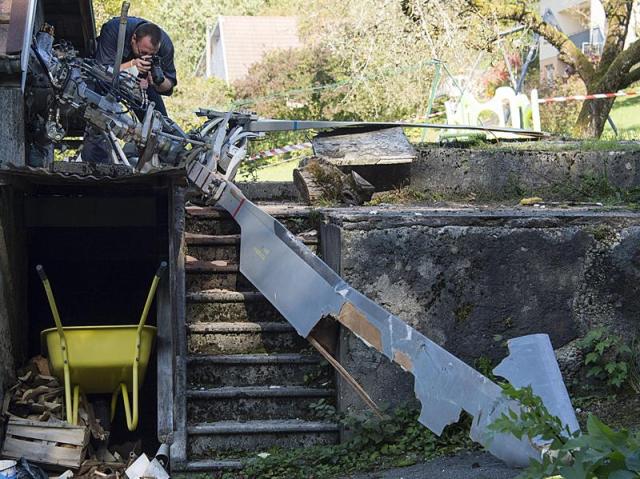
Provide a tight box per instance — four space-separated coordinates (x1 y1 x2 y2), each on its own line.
623 66 640 87
599 0 633 72
468 0 596 83
602 37 640 89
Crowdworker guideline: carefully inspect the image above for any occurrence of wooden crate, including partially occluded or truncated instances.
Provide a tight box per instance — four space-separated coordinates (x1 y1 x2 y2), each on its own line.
1 418 89 469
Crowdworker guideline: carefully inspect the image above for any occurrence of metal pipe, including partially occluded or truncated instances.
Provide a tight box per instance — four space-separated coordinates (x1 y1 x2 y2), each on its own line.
112 1 130 89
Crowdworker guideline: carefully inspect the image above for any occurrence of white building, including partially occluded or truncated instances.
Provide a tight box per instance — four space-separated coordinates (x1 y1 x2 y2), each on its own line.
539 0 638 83
195 16 301 85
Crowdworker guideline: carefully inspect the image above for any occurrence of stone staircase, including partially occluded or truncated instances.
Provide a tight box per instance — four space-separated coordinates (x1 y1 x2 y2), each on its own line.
177 204 339 472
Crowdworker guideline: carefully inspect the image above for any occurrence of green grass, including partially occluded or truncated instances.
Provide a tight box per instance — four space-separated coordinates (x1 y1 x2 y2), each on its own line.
602 94 640 140
236 158 298 182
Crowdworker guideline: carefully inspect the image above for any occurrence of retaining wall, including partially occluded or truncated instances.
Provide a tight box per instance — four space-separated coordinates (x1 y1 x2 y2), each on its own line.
412 143 640 199
326 207 640 414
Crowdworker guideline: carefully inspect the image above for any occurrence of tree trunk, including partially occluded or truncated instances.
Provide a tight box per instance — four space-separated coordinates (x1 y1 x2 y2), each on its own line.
572 94 616 138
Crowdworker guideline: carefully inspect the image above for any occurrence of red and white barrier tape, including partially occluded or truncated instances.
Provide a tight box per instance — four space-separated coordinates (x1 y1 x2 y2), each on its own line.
249 142 312 160
538 89 640 104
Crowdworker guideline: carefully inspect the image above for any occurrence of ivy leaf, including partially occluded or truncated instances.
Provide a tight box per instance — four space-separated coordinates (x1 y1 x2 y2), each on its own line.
605 362 618 373
618 344 632 354
585 352 600 365
587 366 603 377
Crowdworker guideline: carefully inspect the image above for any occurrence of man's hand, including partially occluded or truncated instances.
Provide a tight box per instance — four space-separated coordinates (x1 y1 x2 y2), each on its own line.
121 57 152 75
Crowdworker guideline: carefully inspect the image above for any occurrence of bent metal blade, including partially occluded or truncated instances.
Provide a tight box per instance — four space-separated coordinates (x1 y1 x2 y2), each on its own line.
215 181 577 467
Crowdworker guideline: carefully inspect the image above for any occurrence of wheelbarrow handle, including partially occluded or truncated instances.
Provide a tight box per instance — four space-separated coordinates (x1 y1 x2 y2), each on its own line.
36 264 48 282
156 261 168 277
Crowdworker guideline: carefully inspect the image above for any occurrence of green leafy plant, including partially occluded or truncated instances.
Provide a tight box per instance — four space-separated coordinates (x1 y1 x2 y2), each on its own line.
578 328 633 389
490 384 640 479
229 405 472 479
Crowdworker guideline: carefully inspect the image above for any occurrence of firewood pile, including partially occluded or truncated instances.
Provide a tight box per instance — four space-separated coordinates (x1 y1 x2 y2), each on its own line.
2 356 65 423
2 356 107 439
0 357 169 477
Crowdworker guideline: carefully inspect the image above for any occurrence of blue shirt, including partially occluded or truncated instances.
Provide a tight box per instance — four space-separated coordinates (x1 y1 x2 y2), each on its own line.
94 17 177 95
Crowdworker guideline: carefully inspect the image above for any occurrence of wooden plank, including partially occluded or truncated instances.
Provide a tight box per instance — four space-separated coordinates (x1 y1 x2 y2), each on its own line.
7 417 86 431
172 185 188 463
7 423 87 446
2 437 84 469
156 180 179 442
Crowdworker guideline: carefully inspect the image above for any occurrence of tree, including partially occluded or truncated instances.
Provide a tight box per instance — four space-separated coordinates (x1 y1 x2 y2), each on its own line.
468 0 640 138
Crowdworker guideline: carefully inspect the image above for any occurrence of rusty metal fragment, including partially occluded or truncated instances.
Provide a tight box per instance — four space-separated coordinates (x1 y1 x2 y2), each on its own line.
336 302 382 350
216 181 578 467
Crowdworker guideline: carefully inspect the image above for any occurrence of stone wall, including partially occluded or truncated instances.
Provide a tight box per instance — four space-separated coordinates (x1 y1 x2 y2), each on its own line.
327 207 640 414
412 144 640 200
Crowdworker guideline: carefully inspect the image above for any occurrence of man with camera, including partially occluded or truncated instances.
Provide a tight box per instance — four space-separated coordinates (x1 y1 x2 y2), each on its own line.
82 17 177 162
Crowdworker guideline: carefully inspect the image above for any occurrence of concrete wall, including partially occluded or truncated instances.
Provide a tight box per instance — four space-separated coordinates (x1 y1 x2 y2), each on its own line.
412 145 640 201
329 208 640 414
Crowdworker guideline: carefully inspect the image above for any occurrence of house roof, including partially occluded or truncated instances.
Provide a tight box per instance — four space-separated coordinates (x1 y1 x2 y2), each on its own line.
216 16 301 83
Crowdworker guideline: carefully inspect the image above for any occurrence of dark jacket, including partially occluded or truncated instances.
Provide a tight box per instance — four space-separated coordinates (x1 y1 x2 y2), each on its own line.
94 16 177 95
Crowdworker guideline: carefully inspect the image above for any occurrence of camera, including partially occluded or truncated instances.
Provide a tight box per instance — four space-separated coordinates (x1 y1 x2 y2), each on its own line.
149 55 165 85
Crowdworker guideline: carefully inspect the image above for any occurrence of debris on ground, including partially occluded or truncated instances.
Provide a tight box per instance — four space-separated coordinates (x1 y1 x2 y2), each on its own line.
125 454 169 479
0 357 170 478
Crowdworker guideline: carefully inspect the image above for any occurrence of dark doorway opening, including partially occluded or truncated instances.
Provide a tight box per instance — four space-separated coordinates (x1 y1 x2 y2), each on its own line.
23 180 170 454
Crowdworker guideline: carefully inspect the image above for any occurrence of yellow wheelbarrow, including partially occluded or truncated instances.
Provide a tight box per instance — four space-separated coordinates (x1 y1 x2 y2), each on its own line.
37 262 166 431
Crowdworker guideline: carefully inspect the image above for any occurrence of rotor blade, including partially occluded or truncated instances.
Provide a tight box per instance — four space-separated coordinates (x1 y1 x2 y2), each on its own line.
245 119 546 138
214 181 577 467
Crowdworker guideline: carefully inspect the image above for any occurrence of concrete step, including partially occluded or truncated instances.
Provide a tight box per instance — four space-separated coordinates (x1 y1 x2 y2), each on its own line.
187 353 326 388
185 204 317 236
185 231 318 262
185 258 239 274
186 289 282 323
186 386 335 422
187 420 340 456
185 263 252 292
185 233 238 263
186 204 315 220
186 231 318 246
187 321 310 355
173 459 243 472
